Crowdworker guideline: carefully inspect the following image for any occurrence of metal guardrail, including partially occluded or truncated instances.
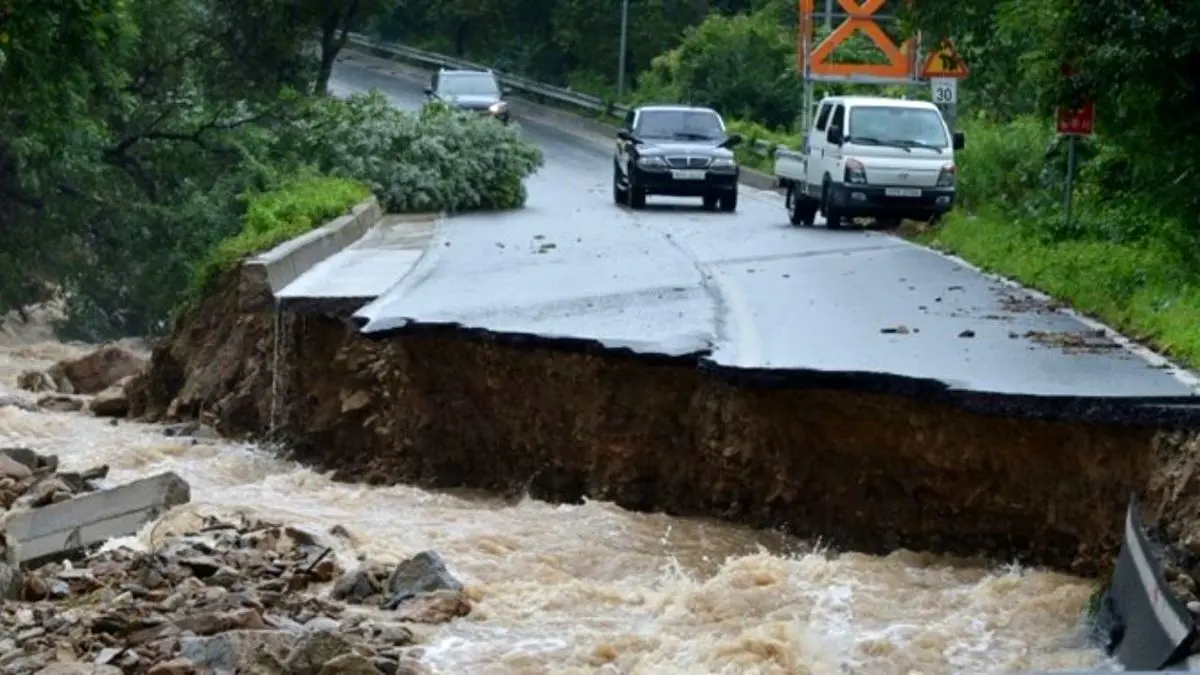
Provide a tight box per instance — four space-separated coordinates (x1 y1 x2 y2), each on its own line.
345 33 780 158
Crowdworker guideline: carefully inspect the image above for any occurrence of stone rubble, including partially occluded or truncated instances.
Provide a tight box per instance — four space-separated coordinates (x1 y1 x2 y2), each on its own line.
8 345 143 419
0 462 468 674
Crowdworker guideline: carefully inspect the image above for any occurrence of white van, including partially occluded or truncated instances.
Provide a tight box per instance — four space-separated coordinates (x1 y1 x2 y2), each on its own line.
773 95 963 228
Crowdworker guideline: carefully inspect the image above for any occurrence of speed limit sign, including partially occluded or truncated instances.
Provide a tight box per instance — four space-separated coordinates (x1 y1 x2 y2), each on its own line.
931 77 957 104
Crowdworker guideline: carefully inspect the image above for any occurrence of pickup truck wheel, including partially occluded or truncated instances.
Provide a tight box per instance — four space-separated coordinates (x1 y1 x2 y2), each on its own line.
787 186 816 226
821 183 844 230
719 190 738 212
612 166 628 205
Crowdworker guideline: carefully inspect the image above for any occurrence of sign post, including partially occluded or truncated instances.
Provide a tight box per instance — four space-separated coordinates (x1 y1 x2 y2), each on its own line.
1056 64 1095 230
920 40 969 132
1056 101 1095 229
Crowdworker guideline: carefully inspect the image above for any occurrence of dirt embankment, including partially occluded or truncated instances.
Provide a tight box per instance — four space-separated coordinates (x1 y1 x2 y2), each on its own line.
127 269 1200 577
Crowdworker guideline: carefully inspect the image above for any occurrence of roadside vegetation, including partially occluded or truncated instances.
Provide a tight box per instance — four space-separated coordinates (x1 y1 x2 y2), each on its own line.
371 0 1200 366
0 0 542 341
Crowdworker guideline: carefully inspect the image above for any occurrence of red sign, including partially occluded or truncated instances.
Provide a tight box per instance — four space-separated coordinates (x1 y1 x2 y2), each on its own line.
1057 101 1095 136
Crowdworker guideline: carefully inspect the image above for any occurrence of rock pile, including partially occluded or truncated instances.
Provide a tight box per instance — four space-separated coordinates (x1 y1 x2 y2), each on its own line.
0 446 109 518
13 345 144 418
0 508 469 674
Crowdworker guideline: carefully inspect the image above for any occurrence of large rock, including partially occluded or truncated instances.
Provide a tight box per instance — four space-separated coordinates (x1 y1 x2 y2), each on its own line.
390 590 471 624
55 345 145 395
36 394 85 412
283 629 356 675
382 551 462 609
0 561 23 600
179 630 296 672
90 376 133 417
0 453 32 480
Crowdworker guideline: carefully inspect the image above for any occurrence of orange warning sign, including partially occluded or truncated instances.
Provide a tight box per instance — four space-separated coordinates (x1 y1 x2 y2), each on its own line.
800 0 915 79
920 40 969 78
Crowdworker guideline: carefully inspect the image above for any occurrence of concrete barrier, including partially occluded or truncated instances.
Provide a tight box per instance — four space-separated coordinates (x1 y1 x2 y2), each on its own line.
3 471 191 567
1092 498 1198 671
242 196 383 295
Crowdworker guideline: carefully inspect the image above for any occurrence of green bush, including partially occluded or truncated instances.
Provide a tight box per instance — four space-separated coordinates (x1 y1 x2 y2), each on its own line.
281 91 544 213
922 113 1200 367
188 175 370 299
923 209 1200 366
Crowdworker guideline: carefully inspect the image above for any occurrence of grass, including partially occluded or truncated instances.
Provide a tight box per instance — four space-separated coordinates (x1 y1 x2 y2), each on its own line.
187 176 371 299
918 209 1200 368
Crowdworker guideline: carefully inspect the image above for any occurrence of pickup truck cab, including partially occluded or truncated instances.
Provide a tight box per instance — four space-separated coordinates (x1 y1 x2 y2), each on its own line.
774 95 964 228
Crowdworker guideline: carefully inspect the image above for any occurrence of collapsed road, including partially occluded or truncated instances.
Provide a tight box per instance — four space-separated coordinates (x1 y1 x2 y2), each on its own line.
287 49 1200 570
12 47 1196 672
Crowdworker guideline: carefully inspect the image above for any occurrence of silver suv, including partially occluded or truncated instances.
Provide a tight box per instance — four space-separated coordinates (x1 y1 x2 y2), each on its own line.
423 69 511 124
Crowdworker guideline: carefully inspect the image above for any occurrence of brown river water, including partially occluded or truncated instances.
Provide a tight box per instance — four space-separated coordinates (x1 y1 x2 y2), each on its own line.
0 308 1113 674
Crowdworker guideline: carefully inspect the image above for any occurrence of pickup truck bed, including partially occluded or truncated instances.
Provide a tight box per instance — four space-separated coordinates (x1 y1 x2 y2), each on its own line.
773 148 807 185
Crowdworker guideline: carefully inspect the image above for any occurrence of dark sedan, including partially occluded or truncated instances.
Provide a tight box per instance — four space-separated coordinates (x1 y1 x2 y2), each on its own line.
612 105 743 212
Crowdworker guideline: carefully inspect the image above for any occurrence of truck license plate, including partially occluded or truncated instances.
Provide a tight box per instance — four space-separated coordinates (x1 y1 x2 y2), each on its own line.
671 170 706 180
885 187 922 198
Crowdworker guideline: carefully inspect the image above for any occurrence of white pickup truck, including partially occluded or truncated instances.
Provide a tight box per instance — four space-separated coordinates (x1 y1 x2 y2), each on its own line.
774 95 964 229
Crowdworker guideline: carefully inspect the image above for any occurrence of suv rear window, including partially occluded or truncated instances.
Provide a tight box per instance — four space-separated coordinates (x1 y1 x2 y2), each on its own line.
438 72 500 97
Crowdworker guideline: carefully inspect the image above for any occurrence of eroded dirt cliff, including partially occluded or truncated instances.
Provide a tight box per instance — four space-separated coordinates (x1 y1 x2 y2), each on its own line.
129 269 1193 577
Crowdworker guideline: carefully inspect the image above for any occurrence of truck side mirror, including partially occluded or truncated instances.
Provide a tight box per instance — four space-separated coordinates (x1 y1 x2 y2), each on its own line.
827 125 844 145
952 132 965 150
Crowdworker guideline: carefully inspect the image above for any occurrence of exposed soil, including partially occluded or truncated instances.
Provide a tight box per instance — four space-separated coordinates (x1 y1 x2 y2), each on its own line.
124 268 1199 578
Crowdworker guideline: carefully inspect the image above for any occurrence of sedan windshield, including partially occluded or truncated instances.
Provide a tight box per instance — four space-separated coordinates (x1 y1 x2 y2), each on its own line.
847 106 948 149
635 110 725 140
439 74 500 97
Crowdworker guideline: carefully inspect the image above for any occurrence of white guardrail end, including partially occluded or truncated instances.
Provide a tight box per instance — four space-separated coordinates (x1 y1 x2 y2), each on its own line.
345 33 777 157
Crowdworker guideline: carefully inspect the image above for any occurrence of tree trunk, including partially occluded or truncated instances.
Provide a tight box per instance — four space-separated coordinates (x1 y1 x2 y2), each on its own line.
314 0 360 96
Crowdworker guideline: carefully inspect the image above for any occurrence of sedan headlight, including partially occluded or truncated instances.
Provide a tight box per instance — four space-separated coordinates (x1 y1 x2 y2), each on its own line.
637 156 667 169
710 157 737 169
488 101 508 114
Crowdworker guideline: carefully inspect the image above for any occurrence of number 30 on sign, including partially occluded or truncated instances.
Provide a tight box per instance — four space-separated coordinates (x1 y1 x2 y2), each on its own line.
931 77 957 104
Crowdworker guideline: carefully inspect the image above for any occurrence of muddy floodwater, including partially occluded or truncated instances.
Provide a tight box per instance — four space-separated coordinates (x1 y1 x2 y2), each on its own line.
0 311 1113 674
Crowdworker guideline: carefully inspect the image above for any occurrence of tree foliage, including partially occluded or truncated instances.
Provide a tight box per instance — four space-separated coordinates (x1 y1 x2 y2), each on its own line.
281 94 544 213
370 0 1198 241
0 0 542 341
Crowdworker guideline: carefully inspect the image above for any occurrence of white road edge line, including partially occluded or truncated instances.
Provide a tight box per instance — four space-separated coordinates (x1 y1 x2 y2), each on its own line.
888 236 1200 394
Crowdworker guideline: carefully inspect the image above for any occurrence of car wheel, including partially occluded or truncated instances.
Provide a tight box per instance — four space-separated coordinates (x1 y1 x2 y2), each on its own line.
719 189 738 212
787 185 816 227
702 193 719 211
612 165 628 205
627 173 646 209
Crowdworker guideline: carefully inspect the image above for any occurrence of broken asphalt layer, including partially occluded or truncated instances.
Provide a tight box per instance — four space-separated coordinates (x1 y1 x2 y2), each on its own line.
299 55 1200 427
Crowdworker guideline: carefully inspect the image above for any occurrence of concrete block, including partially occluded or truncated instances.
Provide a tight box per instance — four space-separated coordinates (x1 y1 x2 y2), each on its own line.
3 471 191 567
242 196 384 296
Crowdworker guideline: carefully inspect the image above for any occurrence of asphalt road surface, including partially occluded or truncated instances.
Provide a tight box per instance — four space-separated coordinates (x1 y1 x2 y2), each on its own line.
322 55 1200 403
